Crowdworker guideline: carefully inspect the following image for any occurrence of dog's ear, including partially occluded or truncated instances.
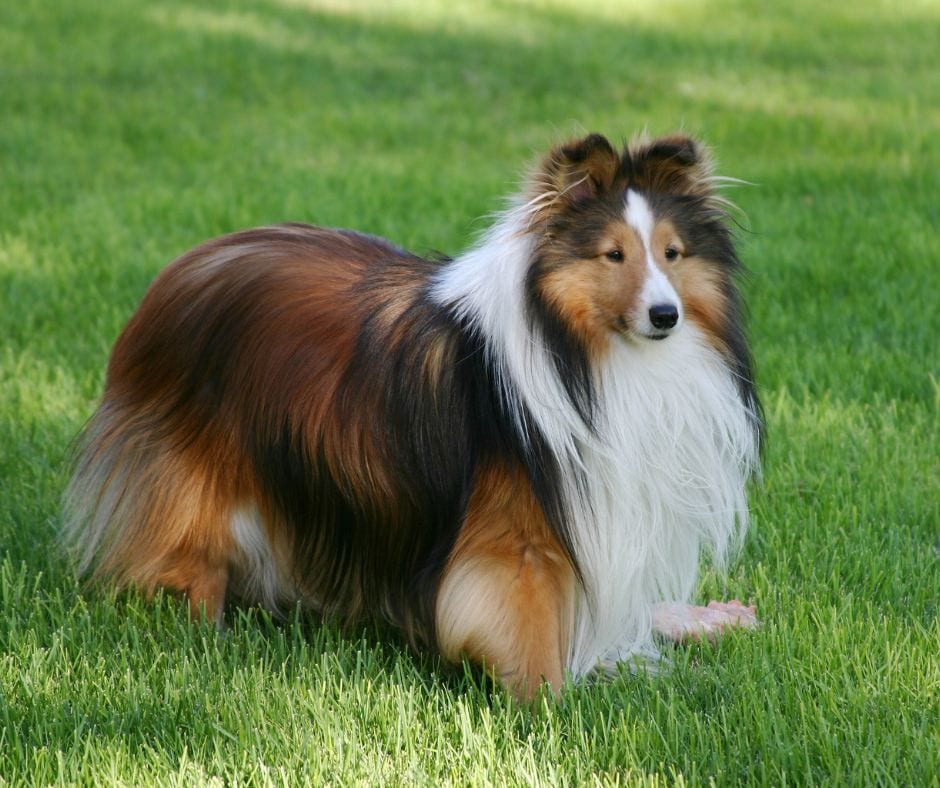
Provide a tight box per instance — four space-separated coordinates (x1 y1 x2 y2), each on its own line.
552 133 620 201
526 134 620 219
631 134 715 197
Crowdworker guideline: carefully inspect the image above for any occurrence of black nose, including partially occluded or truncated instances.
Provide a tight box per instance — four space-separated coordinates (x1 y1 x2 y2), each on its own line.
649 303 679 330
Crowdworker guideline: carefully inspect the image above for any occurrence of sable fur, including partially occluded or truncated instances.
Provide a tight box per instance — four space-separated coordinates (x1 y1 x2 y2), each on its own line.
65 133 762 697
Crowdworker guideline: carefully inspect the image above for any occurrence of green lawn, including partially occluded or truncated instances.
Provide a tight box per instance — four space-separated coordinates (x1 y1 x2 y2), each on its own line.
2 0 938 783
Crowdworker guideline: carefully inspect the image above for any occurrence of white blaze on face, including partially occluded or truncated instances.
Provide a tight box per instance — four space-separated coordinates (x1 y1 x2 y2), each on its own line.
624 190 683 335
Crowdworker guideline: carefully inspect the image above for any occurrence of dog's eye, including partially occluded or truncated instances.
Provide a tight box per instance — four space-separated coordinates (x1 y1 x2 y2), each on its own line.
664 246 681 261
605 250 624 263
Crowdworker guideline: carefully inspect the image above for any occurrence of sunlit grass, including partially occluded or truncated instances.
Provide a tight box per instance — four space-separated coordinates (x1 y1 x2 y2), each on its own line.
1 0 938 783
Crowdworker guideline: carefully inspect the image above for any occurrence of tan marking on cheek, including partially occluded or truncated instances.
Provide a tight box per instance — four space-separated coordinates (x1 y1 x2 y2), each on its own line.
674 259 729 349
538 264 607 353
537 228 647 352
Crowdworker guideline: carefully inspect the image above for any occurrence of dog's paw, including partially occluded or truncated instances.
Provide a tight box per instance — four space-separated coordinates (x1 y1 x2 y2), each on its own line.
652 599 758 643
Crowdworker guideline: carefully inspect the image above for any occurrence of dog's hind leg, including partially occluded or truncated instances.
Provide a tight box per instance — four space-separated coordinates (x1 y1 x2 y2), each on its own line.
66 414 238 626
127 462 238 626
149 539 231 626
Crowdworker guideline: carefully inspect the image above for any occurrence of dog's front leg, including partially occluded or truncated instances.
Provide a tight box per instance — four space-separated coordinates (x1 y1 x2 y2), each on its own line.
651 600 758 643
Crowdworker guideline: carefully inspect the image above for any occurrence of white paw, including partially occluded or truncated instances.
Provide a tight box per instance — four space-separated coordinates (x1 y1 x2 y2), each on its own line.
652 599 758 643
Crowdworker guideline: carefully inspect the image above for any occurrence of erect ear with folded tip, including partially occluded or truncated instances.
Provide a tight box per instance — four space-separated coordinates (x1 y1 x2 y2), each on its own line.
635 134 715 197
526 133 620 219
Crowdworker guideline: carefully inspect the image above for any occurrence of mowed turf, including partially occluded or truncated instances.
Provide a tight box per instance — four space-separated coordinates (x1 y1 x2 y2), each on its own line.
1 0 937 783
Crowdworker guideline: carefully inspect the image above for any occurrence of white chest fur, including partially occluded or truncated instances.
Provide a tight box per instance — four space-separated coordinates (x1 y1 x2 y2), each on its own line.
565 330 759 676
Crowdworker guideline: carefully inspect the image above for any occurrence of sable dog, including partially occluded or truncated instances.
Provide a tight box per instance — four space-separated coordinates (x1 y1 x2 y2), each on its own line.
66 133 762 698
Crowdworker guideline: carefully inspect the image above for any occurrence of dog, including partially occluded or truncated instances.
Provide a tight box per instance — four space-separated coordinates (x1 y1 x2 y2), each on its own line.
65 132 762 698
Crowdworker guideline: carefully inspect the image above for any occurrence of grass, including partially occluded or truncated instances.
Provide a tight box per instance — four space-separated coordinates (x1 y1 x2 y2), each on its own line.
1 0 938 783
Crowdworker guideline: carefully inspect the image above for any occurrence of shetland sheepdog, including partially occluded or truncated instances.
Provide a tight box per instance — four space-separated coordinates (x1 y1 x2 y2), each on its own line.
65 133 762 698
